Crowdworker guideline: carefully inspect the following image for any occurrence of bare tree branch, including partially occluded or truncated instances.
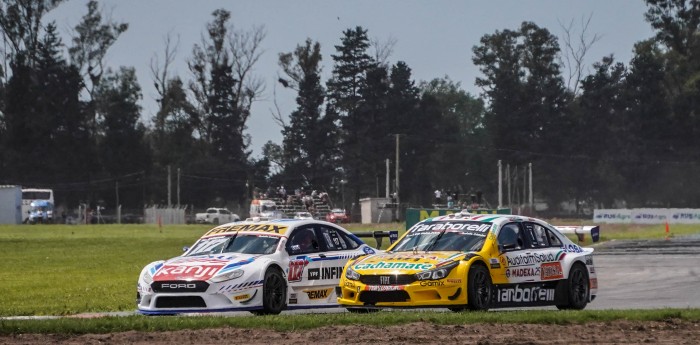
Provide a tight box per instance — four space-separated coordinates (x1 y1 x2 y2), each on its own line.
269 85 287 128
371 35 397 67
229 24 267 120
150 31 179 103
558 13 602 95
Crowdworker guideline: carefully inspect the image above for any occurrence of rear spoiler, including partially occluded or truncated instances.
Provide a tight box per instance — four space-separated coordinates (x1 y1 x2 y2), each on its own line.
354 230 399 248
554 226 600 243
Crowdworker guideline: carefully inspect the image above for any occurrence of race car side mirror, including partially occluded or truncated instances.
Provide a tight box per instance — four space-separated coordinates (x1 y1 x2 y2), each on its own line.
499 243 517 253
182 246 189 252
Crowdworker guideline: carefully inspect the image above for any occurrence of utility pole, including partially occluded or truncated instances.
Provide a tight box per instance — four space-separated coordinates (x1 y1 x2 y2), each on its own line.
385 159 390 198
167 165 172 207
395 134 401 221
498 160 502 208
177 167 181 208
528 163 533 210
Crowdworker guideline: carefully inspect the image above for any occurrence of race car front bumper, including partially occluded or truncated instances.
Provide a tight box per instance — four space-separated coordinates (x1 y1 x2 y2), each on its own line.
337 277 466 307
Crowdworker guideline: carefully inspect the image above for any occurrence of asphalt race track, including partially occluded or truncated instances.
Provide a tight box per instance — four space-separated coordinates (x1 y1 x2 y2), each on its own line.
3 238 699 320
196 237 700 315
588 237 700 309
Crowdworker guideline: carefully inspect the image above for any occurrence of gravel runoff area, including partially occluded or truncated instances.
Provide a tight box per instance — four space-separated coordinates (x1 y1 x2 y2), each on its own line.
2 319 700 344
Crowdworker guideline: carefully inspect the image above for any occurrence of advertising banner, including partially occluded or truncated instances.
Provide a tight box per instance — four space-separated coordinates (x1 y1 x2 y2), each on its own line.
594 208 700 224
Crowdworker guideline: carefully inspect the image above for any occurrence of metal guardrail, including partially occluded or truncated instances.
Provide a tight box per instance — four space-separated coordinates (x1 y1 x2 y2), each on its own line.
354 230 399 249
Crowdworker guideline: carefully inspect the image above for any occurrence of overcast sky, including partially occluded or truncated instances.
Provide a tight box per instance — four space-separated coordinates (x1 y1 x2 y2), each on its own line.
45 0 655 158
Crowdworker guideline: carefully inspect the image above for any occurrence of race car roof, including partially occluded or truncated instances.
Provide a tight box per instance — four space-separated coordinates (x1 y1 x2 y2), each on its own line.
428 212 544 226
200 219 321 238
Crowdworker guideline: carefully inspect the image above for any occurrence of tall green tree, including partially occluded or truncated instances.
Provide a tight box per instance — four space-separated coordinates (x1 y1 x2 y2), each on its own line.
187 9 266 206
327 26 377 212
473 22 571 207
576 56 629 208
278 39 339 189
643 0 700 206
0 0 64 69
94 67 149 207
419 77 488 205
69 0 128 100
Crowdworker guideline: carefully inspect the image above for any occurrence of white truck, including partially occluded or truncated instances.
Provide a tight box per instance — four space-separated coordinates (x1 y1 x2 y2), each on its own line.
195 208 240 225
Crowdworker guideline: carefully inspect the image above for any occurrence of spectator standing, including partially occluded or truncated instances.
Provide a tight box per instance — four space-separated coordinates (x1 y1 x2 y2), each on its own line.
434 189 442 205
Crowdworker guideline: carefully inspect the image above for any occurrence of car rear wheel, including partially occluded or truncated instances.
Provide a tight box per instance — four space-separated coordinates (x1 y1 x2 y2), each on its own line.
556 263 589 310
252 268 286 315
466 264 491 311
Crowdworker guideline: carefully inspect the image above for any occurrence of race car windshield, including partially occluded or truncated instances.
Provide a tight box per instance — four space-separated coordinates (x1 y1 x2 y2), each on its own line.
391 221 489 252
186 234 280 256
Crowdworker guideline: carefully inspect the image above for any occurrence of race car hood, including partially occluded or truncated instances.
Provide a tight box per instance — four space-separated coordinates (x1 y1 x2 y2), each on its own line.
152 254 259 282
350 252 465 274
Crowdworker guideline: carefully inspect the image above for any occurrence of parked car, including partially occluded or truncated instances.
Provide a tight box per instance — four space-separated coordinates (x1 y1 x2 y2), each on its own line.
337 212 597 312
195 208 240 224
293 211 314 220
137 219 378 315
325 208 349 223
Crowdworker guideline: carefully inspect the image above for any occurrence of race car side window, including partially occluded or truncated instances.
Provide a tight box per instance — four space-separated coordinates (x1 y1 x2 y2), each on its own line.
545 228 563 247
497 223 524 251
287 227 320 255
317 226 361 251
524 222 549 248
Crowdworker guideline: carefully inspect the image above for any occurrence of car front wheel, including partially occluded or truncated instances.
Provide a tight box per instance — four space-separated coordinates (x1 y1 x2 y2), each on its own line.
466 264 491 311
252 268 287 315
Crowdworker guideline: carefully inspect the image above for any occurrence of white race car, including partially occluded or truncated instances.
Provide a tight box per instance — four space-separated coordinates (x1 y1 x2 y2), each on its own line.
137 219 378 315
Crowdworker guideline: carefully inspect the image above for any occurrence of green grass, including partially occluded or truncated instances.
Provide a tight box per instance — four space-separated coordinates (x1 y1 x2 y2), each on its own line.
1 309 699 334
0 221 699 334
0 224 210 316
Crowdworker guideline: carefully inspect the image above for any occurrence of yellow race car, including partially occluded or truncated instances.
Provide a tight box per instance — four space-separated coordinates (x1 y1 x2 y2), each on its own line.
337 212 597 311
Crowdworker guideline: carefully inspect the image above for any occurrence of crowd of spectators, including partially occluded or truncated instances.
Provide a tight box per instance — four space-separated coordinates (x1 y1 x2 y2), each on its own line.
253 186 330 213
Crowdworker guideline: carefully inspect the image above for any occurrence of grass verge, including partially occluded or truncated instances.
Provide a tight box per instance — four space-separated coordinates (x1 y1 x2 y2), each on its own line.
2 309 700 334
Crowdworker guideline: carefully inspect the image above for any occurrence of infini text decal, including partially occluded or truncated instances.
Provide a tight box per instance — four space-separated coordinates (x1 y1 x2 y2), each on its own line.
308 266 343 280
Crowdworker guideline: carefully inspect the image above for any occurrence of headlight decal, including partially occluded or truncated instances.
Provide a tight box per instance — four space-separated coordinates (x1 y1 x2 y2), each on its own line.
345 267 360 281
211 268 245 283
141 270 153 285
415 261 459 281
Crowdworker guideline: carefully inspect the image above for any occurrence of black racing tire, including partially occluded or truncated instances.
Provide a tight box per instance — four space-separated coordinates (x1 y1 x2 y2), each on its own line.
346 307 380 313
466 264 492 311
556 263 589 310
252 268 287 315
212 218 219 225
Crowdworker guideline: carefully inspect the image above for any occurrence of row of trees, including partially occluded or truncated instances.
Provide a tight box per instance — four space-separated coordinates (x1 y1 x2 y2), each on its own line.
1 0 699 216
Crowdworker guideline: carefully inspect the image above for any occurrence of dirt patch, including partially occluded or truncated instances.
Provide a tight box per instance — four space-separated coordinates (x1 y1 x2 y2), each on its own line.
3 319 700 344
